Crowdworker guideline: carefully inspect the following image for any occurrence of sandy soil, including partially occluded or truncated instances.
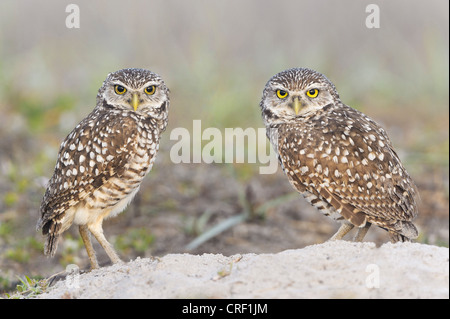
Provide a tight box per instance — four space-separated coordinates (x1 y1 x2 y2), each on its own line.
38 241 449 299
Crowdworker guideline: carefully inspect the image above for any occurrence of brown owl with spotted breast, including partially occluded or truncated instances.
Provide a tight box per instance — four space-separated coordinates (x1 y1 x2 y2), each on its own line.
260 68 419 242
38 68 170 269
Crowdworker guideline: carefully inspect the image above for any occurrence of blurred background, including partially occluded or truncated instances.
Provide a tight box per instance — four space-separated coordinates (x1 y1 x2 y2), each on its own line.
0 0 448 294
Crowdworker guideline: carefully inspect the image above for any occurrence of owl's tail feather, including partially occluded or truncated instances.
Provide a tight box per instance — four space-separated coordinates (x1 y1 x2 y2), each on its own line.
44 233 60 257
41 220 61 257
389 232 410 243
389 221 418 243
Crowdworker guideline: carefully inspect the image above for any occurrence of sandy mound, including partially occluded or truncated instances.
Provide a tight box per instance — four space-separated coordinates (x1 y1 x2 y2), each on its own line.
39 241 448 299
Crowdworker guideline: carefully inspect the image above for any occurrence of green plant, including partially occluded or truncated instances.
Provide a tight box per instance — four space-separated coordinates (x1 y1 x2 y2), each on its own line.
4 276 48 299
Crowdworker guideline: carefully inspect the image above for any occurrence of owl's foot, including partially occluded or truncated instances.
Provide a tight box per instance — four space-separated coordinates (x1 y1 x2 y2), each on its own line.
328 223 354 241
353 222 372 242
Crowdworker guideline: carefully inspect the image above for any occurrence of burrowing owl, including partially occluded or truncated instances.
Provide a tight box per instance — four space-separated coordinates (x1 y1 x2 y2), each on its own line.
37 68 170 269
260 68 419 242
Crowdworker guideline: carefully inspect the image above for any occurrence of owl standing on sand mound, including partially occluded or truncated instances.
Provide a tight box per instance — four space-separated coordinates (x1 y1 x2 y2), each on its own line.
38 68 170 269
260 68 419 242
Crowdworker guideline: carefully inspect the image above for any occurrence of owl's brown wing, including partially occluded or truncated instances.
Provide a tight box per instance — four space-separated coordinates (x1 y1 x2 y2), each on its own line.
277 105 418 234
38 109 144 233
326 107 418 223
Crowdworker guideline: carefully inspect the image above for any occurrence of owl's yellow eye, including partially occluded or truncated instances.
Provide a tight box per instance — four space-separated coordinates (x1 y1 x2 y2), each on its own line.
276 89 288 99
144 85 156 95
306 88 319 98
114 85 127 95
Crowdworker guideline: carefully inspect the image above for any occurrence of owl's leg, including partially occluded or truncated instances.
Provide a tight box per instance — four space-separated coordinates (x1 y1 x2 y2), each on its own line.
79 225 100 270
88 222 122 265
353 222 372 242
328 223 354 241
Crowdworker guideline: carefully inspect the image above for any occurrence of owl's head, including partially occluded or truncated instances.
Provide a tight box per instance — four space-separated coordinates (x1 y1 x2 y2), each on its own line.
260 68 340 125
97 68 170 120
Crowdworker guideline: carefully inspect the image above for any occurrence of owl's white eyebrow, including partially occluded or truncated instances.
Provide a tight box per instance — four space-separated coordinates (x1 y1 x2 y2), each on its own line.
111 81 159 89
130 82 160 90
272 85 288 91
140 82 159 87
111 81 127 87
304 84 325 90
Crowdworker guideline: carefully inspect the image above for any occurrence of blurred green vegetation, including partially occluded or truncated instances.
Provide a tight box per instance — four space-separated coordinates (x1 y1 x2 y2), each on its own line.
115 228 155 255
15 94 75 133
5 237 42 264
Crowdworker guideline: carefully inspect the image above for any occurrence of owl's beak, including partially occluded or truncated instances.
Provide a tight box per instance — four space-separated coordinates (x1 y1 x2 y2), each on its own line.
293 97 302 115
131 93 140 111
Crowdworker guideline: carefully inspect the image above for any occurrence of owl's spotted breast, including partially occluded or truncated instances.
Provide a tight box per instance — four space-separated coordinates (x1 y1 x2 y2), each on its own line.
278 105 416 222
40 109 160 225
